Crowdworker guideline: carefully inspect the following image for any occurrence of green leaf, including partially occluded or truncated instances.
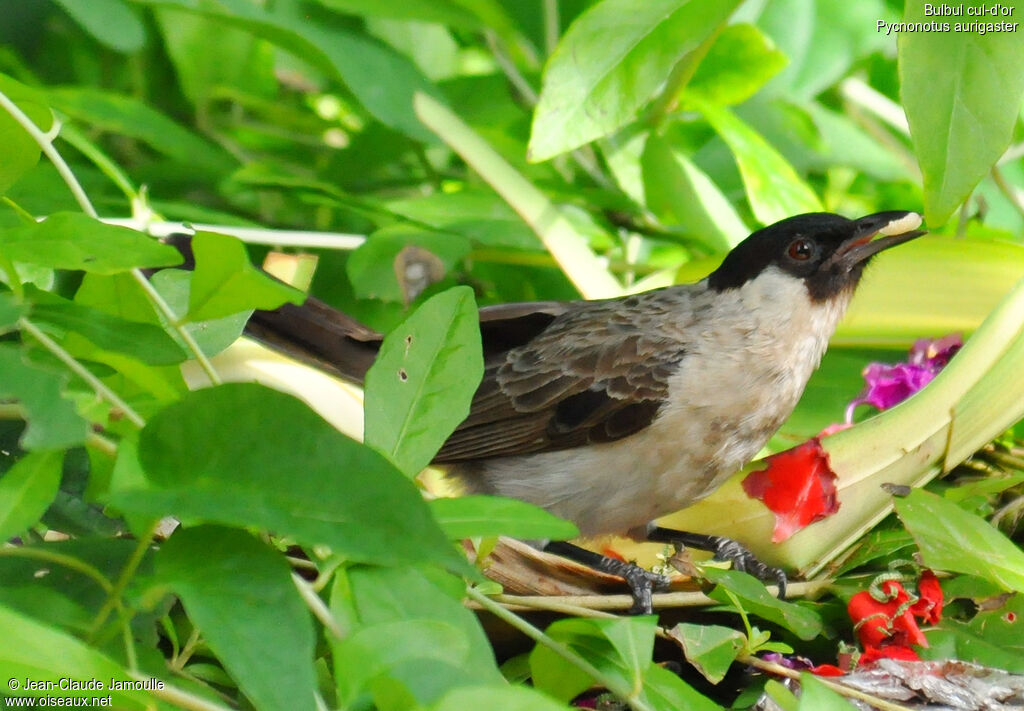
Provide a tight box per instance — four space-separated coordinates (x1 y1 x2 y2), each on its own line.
643 664 723 711
364 286 483 477
46 88 235 176
642 133 748 249
332 618 479 706
669 623 745 684
345 565 501 675
899 0 1024 225
895 489 1024 593
29 289 186 366
156 525 317 711
0 603 151 709
0 345 89 451
430 685 573 711
314 0 482 27
155 8 276 105
689 24 788 106
52 0 146 53
186 231 303 321
0 74 54 195
114 383 467 572
346 226 470 302
531 616 654 702
704 568 822 640
0 213 182 274
528 0 741 161
131 0 444 142
689 98 822 225
148 270 251 357
796 673 856 711
0 451 63 542
0 292 26 333
924 594 1024 672
429 496 578 540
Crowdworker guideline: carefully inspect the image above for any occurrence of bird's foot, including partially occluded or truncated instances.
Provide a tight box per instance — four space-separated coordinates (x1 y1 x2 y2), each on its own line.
646 527 787 599
593 556 671 615
543 540 670 614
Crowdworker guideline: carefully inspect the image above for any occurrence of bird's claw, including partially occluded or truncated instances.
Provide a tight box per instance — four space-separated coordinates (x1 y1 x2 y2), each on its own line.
709 536 787 599
596 556 671 614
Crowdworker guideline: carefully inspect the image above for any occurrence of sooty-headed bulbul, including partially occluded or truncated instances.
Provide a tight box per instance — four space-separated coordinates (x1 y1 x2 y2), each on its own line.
243 210 925 613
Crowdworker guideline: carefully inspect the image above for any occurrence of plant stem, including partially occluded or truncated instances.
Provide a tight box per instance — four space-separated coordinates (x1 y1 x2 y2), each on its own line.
89 522 158 641
292 572 346 640
0 89 98 217
128 673 236 711
466 585 655 711
542 0 559 57
19 318 146 428
0 546 113 593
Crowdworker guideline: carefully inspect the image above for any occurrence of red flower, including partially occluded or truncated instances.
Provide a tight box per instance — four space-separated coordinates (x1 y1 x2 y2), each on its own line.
910 569 943 625
741 438 840 542
809 664 845 677
847 573 944 667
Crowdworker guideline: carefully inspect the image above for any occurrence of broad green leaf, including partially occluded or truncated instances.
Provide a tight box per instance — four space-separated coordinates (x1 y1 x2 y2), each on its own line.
895 489 1024 593
149 270 251 357
187 231 303 321
689 98 822 225
52 0 146 53
155 8 275 106
797 673 856 711
130 0 444 142
669 623 745 684
0 213 182 274
0 292 26 332
0 74 54 195
704 568 822 640
0 603 151 709
430 685 572 711
642 133 748 249
899 0 1024 225
346 226 470 302
383 191 541 251
765 679 799 711
530 616 654 702
332 618 479 706
531 616 720 710
156 525 317 711
116 383 467 572
528 0 741 161
46 88 234 176
29 289 186 366
314 0 482 27
429 496 578 540
689 24 788 106
0 451 63 542
364 286 483 477
345 565 500 677
923 594 1024 672
0 345 88 451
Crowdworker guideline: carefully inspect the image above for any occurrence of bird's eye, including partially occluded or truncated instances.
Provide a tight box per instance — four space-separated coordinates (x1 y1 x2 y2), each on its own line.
787 238 814 261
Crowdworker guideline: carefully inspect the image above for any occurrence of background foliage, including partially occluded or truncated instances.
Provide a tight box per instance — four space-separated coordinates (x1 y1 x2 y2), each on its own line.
1 0 1023 709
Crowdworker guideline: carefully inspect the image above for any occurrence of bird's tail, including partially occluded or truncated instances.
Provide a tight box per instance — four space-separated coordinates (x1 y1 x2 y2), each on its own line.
245 300 383 385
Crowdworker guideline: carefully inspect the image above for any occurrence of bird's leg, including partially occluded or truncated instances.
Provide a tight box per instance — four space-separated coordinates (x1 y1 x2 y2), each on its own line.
543 540 670 615
645 526 787 598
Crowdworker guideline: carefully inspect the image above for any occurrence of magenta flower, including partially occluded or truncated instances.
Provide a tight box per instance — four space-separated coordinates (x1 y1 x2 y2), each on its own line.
845 334 962 423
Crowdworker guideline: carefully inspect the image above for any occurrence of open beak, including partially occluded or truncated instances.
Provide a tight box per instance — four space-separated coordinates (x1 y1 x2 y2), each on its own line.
833 211 926 270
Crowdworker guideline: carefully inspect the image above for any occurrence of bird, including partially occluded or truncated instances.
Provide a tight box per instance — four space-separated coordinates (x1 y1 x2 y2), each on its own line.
243 210 925 613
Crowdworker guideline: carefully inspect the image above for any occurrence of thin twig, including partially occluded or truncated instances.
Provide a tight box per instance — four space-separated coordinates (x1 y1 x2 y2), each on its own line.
991 165 1024 223
292 572 346 640
127 672 236 711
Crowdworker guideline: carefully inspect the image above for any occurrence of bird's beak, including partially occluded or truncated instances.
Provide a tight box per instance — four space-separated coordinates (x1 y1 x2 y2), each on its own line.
832 211 925 270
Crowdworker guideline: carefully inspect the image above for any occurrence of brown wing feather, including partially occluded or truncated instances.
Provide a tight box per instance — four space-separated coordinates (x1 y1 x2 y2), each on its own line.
434 292 689 462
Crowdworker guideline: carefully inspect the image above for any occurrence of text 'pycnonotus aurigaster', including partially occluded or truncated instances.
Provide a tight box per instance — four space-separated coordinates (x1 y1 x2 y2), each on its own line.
246 210 926 613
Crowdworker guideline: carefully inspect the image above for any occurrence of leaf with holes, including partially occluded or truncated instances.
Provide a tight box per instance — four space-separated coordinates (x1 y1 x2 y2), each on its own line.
364 286 483 477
